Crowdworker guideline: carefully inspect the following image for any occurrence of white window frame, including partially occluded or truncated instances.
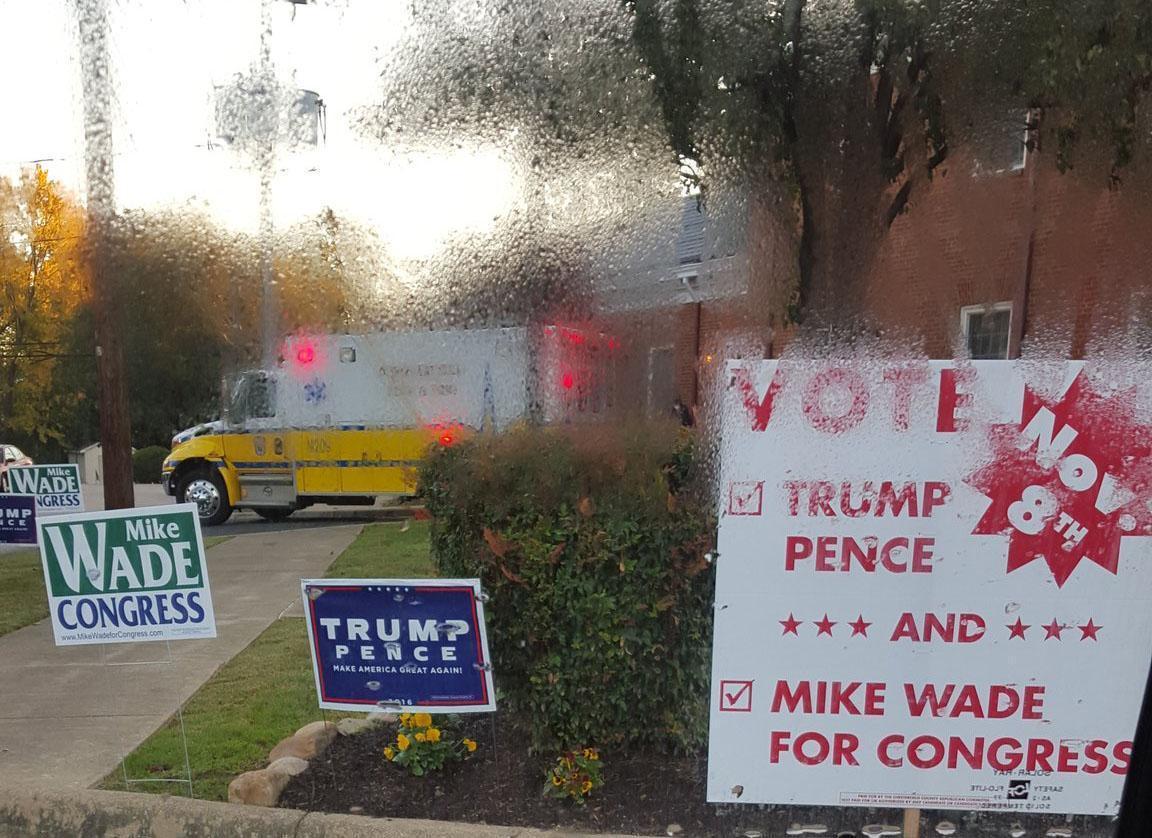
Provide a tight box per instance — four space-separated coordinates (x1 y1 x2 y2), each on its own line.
960 302 1013 360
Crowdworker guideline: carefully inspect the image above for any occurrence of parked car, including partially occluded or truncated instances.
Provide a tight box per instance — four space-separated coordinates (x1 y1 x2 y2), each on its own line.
0 445 33 491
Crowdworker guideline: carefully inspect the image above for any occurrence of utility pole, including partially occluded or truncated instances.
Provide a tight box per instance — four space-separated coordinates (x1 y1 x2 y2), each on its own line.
258 0 278 368
77 0 134 510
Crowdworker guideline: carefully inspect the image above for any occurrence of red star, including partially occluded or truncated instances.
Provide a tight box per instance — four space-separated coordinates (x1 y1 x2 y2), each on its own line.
966 371 1152 588
1079 619 1102 641
779 613 802 636
1007 618 1030 639
848 615 872 637
1042 619 1066 640
814 614 837 637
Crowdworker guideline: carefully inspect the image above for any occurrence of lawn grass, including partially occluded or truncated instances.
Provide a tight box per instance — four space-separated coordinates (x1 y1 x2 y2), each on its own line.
324 519 431 578
101 617 319 799
0 550 48 637
0 535 231 640
99 520 434 800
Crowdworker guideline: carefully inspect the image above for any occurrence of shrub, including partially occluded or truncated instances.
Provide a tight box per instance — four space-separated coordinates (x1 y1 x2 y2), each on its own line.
419 422 716 753
132 445 169 484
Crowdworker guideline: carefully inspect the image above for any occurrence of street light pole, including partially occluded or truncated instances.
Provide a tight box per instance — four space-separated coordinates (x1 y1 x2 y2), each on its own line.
76 0 134 510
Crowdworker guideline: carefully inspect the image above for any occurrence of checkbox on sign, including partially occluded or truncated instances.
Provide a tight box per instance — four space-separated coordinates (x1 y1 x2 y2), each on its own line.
727 481 764 516
719 679 754 712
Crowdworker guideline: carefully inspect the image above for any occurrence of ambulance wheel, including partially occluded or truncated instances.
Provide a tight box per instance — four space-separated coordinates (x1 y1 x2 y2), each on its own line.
177 469 233 527
255 506 295 522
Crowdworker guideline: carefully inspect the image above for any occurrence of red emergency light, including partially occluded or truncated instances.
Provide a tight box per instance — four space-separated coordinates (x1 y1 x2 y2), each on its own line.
561 371 575 390
296 343 316 366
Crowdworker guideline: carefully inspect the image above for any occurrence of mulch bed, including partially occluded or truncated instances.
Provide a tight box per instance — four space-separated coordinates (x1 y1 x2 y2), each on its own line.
280 713 800 836
279 714 1115 837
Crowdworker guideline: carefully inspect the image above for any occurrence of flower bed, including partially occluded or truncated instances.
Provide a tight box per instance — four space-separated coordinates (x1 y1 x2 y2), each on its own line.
279 712 740 835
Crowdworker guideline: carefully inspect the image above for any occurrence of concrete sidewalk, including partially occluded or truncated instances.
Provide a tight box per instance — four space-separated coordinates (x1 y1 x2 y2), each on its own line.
0 524 362 789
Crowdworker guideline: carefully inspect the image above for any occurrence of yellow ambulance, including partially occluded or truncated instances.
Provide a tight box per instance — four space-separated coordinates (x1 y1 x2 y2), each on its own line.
161 326 617 525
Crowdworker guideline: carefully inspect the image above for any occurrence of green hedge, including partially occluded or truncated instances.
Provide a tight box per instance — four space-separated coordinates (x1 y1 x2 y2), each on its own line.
419 422 716 753
132 445 169 484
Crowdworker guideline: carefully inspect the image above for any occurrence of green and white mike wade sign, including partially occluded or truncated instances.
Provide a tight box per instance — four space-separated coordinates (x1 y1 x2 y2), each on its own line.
38 504 216 646
8 464 83 514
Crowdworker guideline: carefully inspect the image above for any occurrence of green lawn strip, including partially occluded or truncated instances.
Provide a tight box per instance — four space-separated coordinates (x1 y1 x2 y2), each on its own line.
0 536 231 640
323 519 432 578
99 520 434 800
0 550 48 637
100 617 318 800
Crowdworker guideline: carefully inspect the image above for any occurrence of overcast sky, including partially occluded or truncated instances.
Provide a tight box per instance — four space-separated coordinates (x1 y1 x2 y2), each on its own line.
0 0 521 259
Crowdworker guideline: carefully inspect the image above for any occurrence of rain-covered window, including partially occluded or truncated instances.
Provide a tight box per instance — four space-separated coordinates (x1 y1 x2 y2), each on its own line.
3 1 1152 837
962 303 1013 359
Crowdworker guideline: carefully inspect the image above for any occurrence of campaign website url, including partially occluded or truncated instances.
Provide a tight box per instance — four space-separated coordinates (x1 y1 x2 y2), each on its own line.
69 628 168 641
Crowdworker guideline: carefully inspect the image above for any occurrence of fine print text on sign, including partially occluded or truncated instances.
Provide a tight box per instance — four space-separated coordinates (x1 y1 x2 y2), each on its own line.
0 494 37 544
8 464 84 515
38 503 216 646
708 361 1152 816
302 578 496 713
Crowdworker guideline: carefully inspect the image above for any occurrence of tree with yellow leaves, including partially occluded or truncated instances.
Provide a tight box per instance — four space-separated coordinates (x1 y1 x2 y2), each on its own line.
0 166 88 451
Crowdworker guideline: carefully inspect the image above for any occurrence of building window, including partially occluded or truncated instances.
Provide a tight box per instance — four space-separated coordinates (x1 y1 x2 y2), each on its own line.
971 109 1031 176
961 303 1012 359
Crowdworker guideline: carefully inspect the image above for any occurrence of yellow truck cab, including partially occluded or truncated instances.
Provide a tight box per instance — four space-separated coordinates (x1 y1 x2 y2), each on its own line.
162 326 615 525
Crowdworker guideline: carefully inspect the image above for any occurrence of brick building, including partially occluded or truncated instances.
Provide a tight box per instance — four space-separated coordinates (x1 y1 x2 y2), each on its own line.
592 136 1152 422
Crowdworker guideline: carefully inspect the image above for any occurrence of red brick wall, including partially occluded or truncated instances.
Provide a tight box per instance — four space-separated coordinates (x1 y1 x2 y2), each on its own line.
862 156 1152 358
599 151 1152 421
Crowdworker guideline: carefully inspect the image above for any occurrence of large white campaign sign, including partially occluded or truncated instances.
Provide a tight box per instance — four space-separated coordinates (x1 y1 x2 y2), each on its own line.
709 360 1152 815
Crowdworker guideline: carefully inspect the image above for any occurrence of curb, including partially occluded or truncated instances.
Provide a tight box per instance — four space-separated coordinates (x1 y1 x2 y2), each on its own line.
0 785 639 838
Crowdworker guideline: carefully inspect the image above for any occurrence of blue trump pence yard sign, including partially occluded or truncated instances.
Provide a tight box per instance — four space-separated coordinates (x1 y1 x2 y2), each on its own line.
301 578 496 713
0 494 37 544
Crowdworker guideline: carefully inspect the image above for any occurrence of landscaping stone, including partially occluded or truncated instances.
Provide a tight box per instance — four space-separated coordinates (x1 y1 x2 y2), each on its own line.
337 714 393 736
229 720 340 808
266 756 309 778
228 768 289 807
228 758 307 807
268 735 310 762
269 720 337 762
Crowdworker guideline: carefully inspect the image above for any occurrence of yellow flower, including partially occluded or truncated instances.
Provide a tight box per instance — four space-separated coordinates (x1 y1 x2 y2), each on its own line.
399 713 412 725
551 773 563 787
463 738 477 753
397 733 411 751
582 747 599 761
383 746 395 760
414 732 426 743
412 712 433 728
581 779 593 794
426 727 441 743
